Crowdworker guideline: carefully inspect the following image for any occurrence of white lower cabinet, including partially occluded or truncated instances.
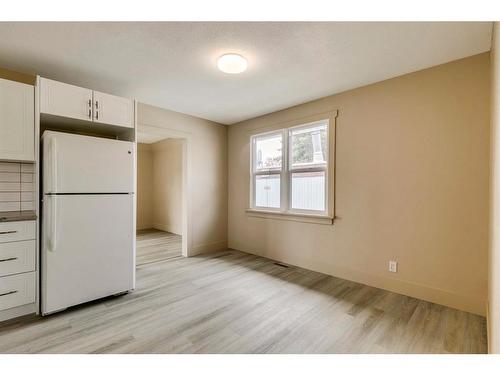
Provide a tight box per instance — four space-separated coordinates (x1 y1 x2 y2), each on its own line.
0 221 36 243
0 220 37 316
0 272 36 311
0 240 36 277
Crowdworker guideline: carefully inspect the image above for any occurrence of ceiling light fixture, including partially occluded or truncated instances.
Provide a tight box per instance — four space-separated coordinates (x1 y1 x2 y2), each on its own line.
217 53 248 74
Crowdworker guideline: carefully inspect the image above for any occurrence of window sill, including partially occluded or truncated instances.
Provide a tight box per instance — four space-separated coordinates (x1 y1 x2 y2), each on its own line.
245 209 334 225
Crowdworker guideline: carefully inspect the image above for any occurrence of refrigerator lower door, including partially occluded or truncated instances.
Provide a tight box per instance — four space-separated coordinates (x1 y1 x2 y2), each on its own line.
42 194 135 315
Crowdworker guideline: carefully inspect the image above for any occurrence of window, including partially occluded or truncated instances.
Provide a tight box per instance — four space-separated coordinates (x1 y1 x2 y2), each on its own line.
252 131 283 209
250 120 329 216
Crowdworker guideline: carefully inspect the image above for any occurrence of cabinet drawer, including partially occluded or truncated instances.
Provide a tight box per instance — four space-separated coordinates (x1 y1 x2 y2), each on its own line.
0 272 35 311
0 221 36 243
0 240 35 277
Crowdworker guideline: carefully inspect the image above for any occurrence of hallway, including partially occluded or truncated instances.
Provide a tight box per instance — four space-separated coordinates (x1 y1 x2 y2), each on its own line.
136 229 182 265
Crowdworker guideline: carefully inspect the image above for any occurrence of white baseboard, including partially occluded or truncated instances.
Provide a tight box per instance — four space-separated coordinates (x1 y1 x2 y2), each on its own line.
136 223 153 231
0 303 37 323
229 242 486 317
153 222 182 236
190 240 227 256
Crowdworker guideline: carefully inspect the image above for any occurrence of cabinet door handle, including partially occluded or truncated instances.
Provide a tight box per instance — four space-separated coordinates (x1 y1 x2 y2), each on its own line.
0 257 17 262
88 99 92 119
0 230 17 235
95 101 99 120
0 290 17 297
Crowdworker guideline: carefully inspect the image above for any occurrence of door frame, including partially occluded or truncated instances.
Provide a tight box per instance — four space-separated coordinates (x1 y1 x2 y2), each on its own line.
136 123 192 257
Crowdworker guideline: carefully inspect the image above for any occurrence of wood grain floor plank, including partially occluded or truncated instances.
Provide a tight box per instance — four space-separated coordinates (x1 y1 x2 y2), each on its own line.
136 229 181 265
0 242 487 353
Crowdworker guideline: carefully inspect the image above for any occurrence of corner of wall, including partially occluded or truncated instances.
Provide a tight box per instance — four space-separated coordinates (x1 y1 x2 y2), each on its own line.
488 21 498 354
0 66 36 85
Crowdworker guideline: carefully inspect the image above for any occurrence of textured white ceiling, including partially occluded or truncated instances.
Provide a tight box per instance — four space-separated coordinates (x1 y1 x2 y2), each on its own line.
0 22 492 124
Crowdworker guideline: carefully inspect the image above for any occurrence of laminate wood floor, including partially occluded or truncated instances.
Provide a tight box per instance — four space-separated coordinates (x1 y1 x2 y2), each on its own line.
136 229 182 265
0 250 487 353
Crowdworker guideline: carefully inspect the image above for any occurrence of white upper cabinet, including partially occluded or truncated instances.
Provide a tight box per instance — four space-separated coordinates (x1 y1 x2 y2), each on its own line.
93 91 134 128
40 78 134 129
0 78 35 161
40 78 93 122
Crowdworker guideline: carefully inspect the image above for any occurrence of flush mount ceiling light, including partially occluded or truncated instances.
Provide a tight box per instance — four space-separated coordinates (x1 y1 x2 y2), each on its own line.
217 53 248 74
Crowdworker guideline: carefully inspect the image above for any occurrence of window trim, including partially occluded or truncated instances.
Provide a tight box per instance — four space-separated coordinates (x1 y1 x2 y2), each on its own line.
249 117 332 220
287 120 329 215
250 129 284 212
245 208 333 225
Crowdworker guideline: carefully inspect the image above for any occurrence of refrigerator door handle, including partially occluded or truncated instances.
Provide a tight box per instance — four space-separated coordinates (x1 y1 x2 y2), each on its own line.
49 195 57 252
51 137 58 193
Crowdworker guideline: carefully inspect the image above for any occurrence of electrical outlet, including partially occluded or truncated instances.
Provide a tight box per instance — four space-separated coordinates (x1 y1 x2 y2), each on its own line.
389 260 398 273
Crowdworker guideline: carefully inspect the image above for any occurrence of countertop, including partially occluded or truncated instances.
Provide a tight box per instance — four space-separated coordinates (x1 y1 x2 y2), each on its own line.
0 210 37 222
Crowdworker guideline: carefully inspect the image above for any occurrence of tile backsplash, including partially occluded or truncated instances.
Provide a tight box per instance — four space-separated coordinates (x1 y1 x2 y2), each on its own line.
0 162 36 212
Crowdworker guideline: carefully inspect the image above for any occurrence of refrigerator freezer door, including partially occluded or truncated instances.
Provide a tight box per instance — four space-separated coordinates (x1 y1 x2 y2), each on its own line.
41 194 135 315
42 131 134 194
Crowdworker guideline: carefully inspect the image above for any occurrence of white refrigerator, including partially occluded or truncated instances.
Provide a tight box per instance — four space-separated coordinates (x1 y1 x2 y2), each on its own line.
41 131 135 315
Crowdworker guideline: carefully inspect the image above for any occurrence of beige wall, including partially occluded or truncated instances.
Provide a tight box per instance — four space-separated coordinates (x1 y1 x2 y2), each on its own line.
151 138 183 235
137 143 154 230
228 53 490 316
138 103 228 255
489 22 500 353
0 66 36 85
137 139 184 234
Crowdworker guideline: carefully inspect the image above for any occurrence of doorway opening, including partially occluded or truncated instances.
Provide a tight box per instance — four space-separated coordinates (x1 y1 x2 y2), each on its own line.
136 128 188 266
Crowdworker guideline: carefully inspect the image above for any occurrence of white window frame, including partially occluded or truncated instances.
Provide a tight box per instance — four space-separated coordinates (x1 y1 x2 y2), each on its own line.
249 119 330 218
250 129 284 212
287 120 329 215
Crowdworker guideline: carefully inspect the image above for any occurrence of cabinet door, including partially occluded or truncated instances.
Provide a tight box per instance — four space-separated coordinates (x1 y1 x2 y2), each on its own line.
40 78 93 122
93 91 134 128
0 78 34 161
